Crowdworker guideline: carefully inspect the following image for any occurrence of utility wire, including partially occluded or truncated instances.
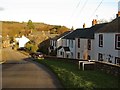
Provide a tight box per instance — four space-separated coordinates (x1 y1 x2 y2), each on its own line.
76 0 81 8
89 0 104 19
71 0 88 27
70 0 81 19
77 0 89 16
70 0 88 27
69 0 81 28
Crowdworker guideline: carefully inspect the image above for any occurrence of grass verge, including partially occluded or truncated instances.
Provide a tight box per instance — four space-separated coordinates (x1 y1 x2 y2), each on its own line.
36 59 119 89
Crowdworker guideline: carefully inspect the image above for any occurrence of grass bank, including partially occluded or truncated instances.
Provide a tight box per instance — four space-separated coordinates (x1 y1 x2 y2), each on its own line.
36 59 119 89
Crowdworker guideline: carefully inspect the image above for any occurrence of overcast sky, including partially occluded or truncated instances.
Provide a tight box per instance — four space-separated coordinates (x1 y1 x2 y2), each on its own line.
0 0 119 28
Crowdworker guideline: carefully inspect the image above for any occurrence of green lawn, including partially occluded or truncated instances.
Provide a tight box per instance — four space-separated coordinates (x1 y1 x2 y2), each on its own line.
36 59 119 89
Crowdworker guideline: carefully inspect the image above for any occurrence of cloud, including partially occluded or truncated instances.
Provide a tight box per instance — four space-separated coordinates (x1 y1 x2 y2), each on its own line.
0 7 4 11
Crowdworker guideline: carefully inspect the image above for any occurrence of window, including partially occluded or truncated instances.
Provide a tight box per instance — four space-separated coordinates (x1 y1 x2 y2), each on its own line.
98 53 103 61
115 57 120 65
115 34 120 50
77 52 80 59
71 40 73 48
63 52 64 57
66 54 69 58
78 38 80 48
60 52 62 55
88 39 91 50
99 34 103 47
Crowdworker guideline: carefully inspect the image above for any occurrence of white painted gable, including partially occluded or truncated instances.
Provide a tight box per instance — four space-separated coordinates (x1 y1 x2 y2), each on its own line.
15 36 30 48
19 36 30 48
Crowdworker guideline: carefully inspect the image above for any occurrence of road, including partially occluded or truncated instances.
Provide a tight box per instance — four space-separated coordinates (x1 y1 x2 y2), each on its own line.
2 47 62 88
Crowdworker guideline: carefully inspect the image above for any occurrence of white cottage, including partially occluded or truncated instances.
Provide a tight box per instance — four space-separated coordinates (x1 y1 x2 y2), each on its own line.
57 30 77 59
75 23 107 60
49 31 70 55
15 35 30 48
57 23 106 59
94 17 120 65
75 28 94 60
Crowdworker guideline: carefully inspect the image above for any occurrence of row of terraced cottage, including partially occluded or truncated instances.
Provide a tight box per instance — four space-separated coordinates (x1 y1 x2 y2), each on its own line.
49 17 120 65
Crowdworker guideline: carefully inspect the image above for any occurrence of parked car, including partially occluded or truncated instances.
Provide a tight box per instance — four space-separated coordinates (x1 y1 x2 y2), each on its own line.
30 52 44 59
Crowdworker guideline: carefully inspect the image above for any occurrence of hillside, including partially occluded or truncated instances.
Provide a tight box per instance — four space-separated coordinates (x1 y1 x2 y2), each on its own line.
2 21 70 52
2 21 69 37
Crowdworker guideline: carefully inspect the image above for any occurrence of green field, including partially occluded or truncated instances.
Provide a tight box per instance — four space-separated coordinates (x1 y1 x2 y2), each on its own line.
36 59 119 89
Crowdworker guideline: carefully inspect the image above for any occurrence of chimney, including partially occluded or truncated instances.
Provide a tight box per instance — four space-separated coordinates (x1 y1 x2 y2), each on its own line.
83 23 86 28
92 19 97 26
118 11 120 16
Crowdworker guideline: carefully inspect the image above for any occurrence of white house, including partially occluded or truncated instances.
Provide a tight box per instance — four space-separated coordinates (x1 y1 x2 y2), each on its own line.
75 23 107 60
57 30 77 59
75 29 94 60
94 17 120 65
15 35 30 48
49 31 70 55
57 46 71 58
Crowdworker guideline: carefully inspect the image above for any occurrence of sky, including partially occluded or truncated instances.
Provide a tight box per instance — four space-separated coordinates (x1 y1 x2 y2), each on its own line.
0 0 119 29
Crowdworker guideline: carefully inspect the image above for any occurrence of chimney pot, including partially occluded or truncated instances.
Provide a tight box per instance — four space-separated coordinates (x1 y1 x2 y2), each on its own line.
118 11 120 17
92 19 97 26
83 23 86 28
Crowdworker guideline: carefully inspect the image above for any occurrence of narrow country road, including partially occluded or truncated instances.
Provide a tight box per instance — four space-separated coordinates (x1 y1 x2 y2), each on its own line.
2 47 62 88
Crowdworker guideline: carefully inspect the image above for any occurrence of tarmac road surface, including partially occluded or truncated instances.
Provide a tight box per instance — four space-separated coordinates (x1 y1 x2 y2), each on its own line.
2 47 62 88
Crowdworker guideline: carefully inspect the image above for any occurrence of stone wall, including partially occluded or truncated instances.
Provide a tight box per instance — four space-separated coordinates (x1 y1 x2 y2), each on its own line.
44 56 120 76
94 61 120 77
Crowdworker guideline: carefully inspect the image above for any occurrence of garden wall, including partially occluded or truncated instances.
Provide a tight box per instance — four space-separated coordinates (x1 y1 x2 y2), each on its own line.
94 61 120 77
44 56 120 77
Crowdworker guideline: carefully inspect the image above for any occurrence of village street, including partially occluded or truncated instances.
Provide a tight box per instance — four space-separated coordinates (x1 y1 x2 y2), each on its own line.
2 47 62 88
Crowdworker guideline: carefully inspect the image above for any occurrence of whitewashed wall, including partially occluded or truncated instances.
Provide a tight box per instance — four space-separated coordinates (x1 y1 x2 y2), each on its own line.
57 48 64 58
57 38 62 48
61 39 67 47
66 39 76 59
94 33 119 64
75 38 94 60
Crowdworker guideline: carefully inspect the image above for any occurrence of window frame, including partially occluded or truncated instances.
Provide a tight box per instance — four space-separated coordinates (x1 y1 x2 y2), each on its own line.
77 52 80 59
115 57 120 65
60 51 62 55
98 53 103 61
87 39 91 50
99 34 103 47
115 34 120 50
78 38 80 48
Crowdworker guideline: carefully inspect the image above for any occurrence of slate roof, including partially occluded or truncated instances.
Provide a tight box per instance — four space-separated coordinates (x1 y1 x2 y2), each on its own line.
96 17 120 33
57 46 70 52
63 47 70 51
57 46 62 50
52 31 70 40
63 23 107 39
